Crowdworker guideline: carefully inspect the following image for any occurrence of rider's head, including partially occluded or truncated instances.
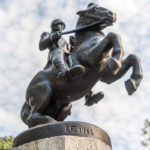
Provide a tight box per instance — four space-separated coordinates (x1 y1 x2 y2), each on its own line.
51 19 65 32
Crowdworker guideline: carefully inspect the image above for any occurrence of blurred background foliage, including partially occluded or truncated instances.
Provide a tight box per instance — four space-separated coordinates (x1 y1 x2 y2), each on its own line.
0 136 13 150
141 119 150 149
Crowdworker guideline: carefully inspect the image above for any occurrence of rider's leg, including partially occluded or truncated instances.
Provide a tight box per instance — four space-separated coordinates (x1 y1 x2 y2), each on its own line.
52 48 69 78
26 80 55 127
52 48 85 79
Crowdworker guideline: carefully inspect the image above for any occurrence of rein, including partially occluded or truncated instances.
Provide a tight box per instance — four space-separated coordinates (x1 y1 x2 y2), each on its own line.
61 19 107 35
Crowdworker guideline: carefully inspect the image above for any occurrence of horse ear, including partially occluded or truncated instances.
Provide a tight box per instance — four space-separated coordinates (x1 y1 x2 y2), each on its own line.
76 10 86 16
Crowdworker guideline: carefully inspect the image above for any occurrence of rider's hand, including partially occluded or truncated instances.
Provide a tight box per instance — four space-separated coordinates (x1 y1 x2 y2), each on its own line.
52 31 62 40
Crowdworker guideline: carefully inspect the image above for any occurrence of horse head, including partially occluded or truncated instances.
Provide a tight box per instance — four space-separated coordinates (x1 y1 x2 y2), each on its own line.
76 3 116 30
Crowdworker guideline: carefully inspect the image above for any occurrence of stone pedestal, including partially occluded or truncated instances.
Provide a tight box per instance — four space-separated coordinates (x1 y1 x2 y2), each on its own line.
12 121 112 150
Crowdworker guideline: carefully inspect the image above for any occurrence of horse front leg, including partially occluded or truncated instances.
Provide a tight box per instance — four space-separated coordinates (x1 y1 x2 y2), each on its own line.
101 54 143 95
105 32 124 74
80 32 124 74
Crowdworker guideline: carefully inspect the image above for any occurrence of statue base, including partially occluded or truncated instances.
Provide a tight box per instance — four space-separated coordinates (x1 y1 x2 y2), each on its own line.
12 121 112 150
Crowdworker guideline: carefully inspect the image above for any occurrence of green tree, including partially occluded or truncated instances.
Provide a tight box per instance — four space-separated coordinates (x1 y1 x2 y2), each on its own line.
141 119 150 149
0 136 13 150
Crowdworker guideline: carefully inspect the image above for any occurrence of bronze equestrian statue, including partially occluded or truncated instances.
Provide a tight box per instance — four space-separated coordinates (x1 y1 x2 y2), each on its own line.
21 3 143 128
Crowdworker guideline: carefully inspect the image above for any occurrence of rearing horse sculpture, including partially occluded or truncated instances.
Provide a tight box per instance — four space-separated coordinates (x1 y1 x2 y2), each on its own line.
21 3 143 128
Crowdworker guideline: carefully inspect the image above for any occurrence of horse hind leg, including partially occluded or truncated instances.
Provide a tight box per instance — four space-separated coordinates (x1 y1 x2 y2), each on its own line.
26 81 56 127
102 54 143 95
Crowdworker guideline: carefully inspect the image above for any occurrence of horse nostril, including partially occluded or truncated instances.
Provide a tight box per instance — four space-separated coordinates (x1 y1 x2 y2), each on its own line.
108 11 113 16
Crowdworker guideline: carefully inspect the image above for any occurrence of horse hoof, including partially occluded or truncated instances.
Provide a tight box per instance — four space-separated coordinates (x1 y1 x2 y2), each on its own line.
26 112 57 128
56 103 72 121
107 58 121 75
85 91 104 106
125 79 137 95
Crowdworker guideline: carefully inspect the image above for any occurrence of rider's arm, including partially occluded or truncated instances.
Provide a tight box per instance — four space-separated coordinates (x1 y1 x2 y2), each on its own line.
39 32 53 50
39 32 62 50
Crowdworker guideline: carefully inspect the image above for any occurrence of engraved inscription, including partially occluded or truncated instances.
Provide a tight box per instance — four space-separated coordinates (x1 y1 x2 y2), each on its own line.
65 125 94 136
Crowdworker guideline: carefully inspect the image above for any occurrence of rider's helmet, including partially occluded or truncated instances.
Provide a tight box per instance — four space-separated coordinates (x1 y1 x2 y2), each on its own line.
87 3 96 7
51 19 65 31
87 3 99 10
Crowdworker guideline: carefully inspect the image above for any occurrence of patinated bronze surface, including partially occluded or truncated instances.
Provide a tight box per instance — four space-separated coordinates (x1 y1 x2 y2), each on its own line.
21 3 143 128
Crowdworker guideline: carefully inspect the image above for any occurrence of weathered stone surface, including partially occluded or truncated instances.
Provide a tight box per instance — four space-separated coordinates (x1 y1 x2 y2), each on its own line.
12 136 112 150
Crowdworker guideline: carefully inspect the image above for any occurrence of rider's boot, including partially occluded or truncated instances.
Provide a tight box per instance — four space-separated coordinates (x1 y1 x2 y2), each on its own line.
55 62 85 79
66 65 85 79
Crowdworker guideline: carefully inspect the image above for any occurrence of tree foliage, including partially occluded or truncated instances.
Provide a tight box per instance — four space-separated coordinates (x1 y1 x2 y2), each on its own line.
0 136 13 150
141 119 150 149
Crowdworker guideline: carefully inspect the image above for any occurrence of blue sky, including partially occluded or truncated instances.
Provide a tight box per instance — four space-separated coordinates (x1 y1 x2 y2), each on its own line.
0 0 150 150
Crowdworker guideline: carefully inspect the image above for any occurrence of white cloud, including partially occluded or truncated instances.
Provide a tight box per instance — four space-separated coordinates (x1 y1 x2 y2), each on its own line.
0 108 26 136
0 0 150 150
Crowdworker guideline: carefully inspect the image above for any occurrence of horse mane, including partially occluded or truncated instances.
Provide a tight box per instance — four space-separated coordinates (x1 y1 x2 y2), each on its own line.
73 16 105 51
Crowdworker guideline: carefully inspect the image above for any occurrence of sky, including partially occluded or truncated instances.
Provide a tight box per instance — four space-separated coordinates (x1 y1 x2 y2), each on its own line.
0 0 150 150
